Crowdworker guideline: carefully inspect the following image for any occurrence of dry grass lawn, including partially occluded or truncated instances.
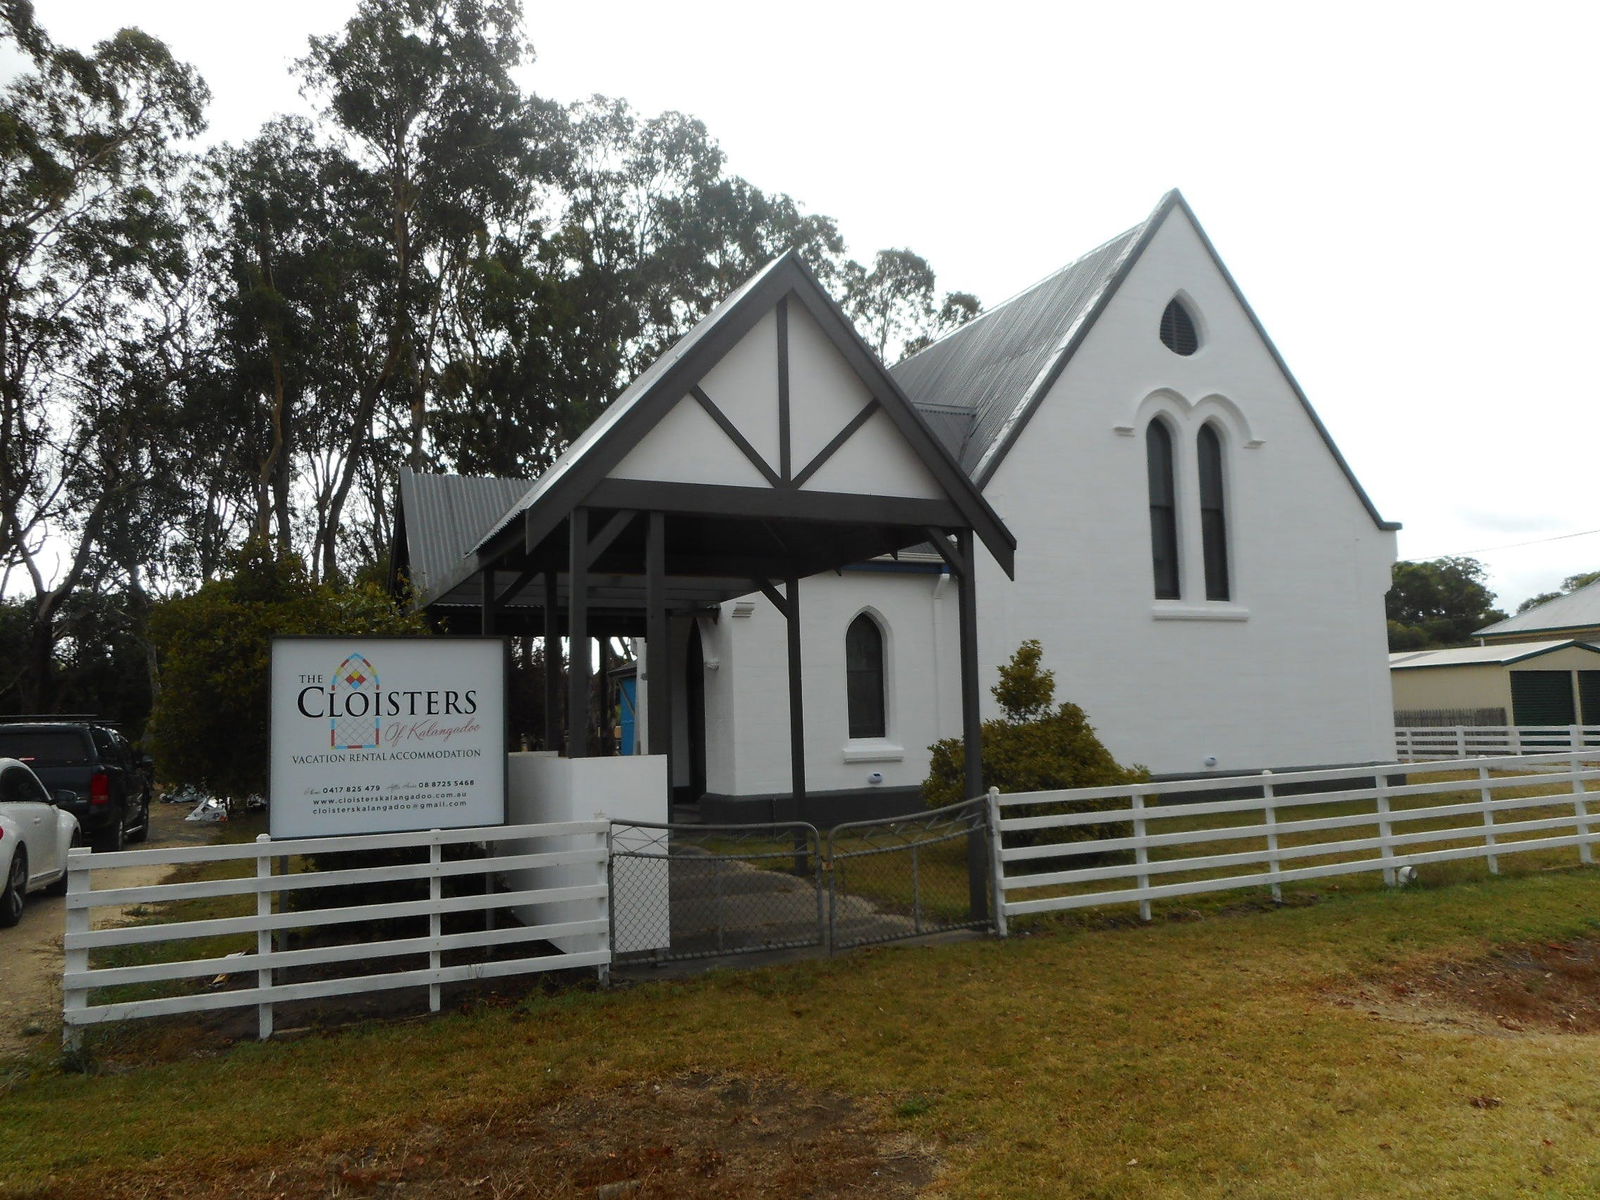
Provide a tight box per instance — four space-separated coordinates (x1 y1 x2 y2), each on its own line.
5 856 1600 1198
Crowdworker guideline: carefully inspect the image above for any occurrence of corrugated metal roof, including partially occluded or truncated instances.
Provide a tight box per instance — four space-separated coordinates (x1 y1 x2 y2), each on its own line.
891 223 1147 477
1388 639 1600 669
397 468 529 608
1475 578 1600 639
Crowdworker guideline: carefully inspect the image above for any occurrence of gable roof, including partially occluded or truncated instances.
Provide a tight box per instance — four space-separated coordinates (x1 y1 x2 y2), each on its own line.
394 469 529 608
1388 639 1600 669
1475 577 1600 640
892 190 1399 532
472 249 1015 578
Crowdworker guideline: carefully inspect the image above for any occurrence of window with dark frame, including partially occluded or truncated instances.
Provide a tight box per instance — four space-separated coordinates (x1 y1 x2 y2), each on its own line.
1146 420 1181 599
1160 297 1200 355
845 613 887 739
1198 423 1230 601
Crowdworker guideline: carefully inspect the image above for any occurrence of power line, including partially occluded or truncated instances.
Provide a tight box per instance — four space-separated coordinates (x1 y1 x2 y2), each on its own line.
1409 526 1600 560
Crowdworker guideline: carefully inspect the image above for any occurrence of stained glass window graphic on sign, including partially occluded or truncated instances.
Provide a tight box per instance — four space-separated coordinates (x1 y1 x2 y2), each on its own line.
331 653 381 749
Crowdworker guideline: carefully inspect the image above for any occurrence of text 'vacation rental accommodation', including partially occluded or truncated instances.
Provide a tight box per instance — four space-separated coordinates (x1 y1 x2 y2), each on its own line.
395 191 1400 821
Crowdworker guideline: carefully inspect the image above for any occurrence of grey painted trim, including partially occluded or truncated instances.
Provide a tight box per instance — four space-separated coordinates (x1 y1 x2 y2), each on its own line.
791 398 880 489
586 477 964 529
777 296 792 482
690 385 782 487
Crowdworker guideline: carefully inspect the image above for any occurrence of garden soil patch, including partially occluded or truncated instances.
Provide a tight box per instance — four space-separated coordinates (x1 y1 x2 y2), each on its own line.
1337 931 1600 1035
17 1072 937 1200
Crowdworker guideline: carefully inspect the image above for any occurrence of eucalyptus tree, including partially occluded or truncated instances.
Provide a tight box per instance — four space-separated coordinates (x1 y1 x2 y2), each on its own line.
0 4 207 708
295 0 562 579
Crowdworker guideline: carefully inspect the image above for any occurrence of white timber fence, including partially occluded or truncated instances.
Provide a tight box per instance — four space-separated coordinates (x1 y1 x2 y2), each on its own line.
62 820 609 1047
1395 725 1600 760
987 752 1600 928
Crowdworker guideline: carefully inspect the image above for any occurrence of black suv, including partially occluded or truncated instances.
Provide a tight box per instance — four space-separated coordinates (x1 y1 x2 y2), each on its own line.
0 722 152 851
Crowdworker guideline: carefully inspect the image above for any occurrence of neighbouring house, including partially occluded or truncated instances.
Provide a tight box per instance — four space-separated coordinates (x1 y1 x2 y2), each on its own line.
1391 640 1600 728
395 190 1400 822
1474 579 1600 646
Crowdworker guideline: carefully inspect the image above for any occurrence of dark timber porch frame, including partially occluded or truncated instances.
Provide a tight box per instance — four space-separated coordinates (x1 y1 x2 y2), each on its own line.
462 251 1014 914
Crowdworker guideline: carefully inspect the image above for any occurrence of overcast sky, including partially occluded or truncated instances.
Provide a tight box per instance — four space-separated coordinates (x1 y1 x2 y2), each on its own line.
14 0 1597 612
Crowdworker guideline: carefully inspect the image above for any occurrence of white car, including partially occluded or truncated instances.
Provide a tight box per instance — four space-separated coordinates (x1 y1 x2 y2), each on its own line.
1 756 82 927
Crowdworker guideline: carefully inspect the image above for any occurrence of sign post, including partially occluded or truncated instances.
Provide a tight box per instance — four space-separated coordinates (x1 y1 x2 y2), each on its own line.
269 637 507 838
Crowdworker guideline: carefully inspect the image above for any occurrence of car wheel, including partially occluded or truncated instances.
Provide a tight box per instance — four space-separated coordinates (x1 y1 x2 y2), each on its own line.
0 849 26 928
127 795 151 844
94 814 124 853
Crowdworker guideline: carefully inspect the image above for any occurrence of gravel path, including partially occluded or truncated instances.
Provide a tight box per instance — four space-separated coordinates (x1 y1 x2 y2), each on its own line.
0 801 225 1059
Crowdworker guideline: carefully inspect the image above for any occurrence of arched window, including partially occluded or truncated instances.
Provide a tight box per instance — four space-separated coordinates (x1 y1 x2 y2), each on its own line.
1198 423 1230 601
1160 297 1200 356
845 614 887 739
1146 420 1180 599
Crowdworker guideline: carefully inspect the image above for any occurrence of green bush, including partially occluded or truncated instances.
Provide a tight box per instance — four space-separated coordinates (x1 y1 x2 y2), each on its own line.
146 541 425 802
924 640 1147 848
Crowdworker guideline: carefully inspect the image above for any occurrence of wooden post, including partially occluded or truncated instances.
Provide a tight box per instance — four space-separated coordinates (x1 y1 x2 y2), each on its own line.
543 570 561 752
645 512 672 789
429 832 442 1013
61 847 91 1052
1478 763 1499 874
255 834 274 1040
955 528 988 921
1132 791 1152 922
1572 750 1595 865
1375 774 1396 886
567 508 590 758
784 573 806 817
987 787 1008 937
1262 770 1282 903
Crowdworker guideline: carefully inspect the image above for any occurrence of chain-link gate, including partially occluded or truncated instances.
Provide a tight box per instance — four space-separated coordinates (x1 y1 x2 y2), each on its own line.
610 821 824 963
826 797 991 951
610 800 993 965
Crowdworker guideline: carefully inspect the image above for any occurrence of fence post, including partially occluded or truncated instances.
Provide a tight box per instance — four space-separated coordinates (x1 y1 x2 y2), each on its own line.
1132 790 1152 922
1455 727 1467 758
986 788 1008 938
1510 726 1523 755
61 846 92 1052
595 814 611 986
255 834 274 1040
1261 771 1282 903
1571 751 1595 866
1572 725 1582 753
428 831 442 1013
1477 764 1499 875
1374 774 1396 887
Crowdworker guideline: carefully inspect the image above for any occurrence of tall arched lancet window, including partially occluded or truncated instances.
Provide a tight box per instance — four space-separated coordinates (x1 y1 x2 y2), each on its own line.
845 614 887 739
1146 420 1181 599
1198 423 1230 601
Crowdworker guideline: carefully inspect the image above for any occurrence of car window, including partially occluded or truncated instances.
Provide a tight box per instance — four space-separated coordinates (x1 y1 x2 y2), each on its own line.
0 729 92 765
90 727 115 760
0 765 41 805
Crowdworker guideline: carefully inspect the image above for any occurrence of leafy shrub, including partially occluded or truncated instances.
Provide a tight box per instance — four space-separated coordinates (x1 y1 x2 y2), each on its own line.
924 640 1147 848
146 541 425 802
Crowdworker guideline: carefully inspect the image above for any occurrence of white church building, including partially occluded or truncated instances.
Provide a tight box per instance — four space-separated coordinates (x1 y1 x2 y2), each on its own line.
397 191 1399 822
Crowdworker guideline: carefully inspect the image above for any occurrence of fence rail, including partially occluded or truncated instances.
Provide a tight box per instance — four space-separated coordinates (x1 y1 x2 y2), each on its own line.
63 820 609 1045
1395 725 1600 760
990 752 1600 922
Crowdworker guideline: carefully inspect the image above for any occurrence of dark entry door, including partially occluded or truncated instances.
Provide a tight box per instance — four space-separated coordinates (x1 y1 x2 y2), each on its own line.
1510 670 1575 726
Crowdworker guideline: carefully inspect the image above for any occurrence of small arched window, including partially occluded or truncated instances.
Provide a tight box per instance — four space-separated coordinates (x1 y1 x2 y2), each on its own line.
1160 298 1200 356
845 614 887 739
1198 423 1230 601
1146 420 1180 599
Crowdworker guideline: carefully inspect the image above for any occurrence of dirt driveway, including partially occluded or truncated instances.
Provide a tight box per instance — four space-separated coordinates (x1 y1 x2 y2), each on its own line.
0 801 226 1059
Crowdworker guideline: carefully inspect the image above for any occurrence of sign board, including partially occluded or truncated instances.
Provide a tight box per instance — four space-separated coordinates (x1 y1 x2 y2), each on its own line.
269 637 507 838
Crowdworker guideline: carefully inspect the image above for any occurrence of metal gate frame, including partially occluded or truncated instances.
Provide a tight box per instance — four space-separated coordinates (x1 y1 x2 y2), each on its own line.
610 798 995 965
610 820 825 963
826 797 991 951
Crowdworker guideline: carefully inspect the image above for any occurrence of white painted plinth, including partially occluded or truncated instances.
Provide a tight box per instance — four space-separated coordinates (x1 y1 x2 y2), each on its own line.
505 753 669 953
